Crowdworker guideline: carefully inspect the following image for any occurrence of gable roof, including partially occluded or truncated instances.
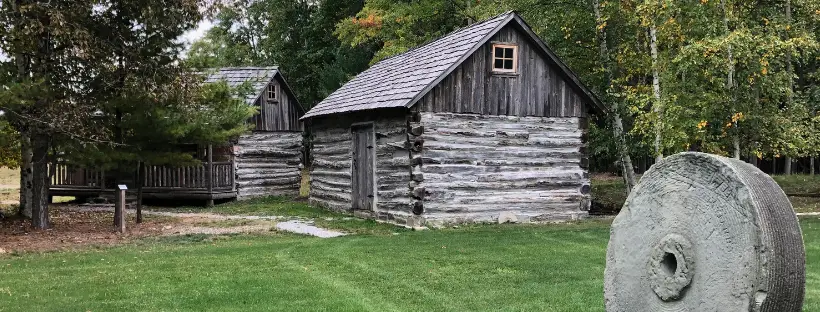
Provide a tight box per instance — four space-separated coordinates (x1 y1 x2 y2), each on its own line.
302 11 606 120
203 66 303 113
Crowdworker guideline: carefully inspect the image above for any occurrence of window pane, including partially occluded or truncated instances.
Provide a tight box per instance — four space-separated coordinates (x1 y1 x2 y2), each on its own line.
504 59 513 69
494 59 504 69
504 48 513 58
494 47 503 58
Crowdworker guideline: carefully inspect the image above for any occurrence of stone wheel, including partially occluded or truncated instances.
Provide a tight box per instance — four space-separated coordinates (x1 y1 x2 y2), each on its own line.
604 152 805 312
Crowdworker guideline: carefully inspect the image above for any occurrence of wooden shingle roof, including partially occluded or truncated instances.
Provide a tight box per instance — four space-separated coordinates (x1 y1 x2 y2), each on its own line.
303 11 605 119
203 67 283 105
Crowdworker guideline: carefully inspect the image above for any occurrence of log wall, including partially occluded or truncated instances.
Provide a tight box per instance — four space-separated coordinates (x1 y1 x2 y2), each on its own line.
235 132 303 199
417 112 590 225
308 110 417 223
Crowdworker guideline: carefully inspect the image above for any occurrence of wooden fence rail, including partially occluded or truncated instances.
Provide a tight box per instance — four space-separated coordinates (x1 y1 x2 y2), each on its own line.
50 162 234 192
143 162 234 190
50 163 105 188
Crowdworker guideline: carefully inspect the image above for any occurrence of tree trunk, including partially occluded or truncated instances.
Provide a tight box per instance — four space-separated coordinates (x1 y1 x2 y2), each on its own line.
721 0 739 159
772 157 777 175
749 155 758 167
733 136 740 159
18 131 33 218
30 134 50 229
592 0 636 192
650 23 663 163
811 157 815 176
785 157 792 175
137 162 143 224
786 0 793 104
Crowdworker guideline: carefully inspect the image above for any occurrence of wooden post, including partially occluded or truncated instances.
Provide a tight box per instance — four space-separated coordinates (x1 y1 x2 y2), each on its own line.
206 144 214 207
136 162 143 224
115 184 127 233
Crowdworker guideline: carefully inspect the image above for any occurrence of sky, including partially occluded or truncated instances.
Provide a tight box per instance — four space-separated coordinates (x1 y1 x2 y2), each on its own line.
179 19 215 54
181 19 215 46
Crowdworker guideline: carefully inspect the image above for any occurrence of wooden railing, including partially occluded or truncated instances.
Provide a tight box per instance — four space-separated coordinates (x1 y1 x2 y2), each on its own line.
50 161 234 192
210 162 235 190
51 163 105 189
143 161 234 190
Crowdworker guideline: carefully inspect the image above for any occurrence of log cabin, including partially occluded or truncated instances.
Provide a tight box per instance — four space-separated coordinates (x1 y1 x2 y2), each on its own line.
50 67 305 205
302 12 607 226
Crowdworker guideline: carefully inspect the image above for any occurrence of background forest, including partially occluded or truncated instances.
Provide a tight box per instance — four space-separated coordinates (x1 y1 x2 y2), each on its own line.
187 0 820 187
0 0 818 227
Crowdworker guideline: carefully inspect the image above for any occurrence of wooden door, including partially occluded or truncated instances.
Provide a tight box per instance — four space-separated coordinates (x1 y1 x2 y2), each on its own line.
351 124 375 211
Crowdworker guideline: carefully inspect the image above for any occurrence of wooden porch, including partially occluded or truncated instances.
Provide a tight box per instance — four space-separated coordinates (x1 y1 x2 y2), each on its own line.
50 161 237 202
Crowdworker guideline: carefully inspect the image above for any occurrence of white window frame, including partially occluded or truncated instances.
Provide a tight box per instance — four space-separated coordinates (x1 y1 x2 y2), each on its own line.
492 44 518 74
267 83 278 102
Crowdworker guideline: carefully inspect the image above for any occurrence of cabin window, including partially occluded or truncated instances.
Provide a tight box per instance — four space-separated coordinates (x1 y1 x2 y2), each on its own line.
267 83 278 102
492 44 518 73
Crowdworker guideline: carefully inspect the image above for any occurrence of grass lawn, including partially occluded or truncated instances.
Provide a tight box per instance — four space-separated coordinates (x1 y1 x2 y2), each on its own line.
1 217 820 311
593 173 820 213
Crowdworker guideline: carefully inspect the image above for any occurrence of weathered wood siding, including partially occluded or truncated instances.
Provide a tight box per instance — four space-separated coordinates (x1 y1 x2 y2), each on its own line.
417 112 590 224
308 110 416 223
235 132 302 199
417 25 587 117
250 77 303 132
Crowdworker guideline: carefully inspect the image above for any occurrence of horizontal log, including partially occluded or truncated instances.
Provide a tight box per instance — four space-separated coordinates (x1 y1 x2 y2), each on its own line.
236 177 300 187
423 135 582 149
309 197 350 212
310 170 352 179
312 145 350 156
313 159 351 170
311 181 351 195
422 180 585 192
424 199 583 213
423 149 581 161
422 164 581 175
376 157 412 169
236 172 300 180
310 189 351 203
423 170 584 183
311 178 350 189
236 149 301 157
376 187 411 198
236 168 297 175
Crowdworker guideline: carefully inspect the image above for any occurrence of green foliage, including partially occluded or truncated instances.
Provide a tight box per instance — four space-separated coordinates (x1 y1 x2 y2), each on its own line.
185 0 375 108
0 119 20 169
194 0 819 170
335 0 480 63
62 76 256 170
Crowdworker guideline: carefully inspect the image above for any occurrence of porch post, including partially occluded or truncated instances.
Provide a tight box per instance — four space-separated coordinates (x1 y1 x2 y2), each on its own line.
206 144 214 207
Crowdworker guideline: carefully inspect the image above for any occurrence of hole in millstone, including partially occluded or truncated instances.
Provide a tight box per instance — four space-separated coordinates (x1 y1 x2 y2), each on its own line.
660 252 677 276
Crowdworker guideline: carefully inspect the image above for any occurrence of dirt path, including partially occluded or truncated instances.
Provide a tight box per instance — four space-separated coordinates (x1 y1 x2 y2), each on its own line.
0 204 346 254
64 205 345 238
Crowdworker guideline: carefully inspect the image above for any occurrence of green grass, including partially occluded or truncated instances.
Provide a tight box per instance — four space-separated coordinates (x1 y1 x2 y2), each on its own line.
595 174 820 213
2 218 820 311
773 175 820 195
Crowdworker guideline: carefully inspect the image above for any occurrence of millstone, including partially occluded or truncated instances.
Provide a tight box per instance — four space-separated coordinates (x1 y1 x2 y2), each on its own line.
604 152 805 312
